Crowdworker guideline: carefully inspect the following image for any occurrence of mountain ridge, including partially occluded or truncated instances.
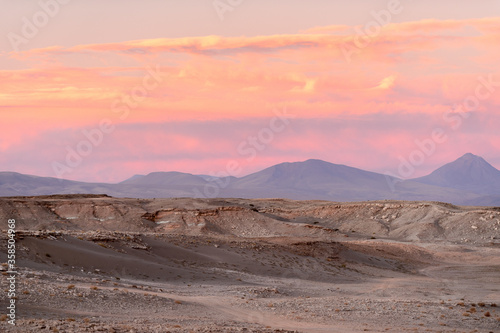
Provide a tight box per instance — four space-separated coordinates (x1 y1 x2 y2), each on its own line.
411 153 500 195
1 153 499 206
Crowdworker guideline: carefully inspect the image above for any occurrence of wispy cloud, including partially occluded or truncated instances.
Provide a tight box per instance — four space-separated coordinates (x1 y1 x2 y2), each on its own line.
1 18 499 181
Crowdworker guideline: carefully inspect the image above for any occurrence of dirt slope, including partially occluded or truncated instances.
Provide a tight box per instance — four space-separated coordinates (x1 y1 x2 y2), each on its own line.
1 196 499 332
1 196 498 244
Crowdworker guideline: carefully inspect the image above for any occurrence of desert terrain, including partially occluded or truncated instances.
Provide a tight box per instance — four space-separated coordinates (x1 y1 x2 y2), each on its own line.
1 195 499 332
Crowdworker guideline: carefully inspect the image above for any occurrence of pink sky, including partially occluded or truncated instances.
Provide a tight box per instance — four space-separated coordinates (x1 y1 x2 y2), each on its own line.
1 2 499 182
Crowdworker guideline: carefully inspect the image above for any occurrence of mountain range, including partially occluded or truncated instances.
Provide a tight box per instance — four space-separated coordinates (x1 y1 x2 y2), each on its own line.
1 153 499 206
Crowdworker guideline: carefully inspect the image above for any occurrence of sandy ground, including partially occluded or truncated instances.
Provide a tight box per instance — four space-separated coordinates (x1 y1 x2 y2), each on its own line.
0 196 499 332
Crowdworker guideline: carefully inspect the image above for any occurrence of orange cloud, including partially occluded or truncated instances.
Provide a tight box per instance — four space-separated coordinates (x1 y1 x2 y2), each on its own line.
1 18 499 181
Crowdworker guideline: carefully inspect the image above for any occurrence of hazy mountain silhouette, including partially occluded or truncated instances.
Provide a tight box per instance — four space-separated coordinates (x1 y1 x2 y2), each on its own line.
119 174 145 183
411 153 500 194
231 159 404 200
0 172 107 196
227 159 480 203
1 154 499 206
234 159 389 188
120 171 207 187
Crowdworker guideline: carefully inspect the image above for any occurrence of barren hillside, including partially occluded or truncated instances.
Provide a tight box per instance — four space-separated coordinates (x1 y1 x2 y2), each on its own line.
1 196 499 332
1 195 499 244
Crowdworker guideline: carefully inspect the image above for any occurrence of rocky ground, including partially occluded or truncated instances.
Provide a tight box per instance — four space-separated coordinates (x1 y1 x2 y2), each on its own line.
0 195 499 332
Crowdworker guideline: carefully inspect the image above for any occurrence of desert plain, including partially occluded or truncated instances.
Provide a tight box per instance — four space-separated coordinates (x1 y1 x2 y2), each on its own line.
0 195 499 332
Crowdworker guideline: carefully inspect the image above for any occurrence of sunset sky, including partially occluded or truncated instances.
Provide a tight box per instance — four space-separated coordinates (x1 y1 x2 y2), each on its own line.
1 1 499 182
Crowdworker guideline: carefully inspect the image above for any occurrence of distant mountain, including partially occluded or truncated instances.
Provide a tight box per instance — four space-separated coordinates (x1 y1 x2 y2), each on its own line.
1 154 499 206
120 172 207 187
234 159 388 188
197 174 238 183
228 159 481 204
119 174 145 183
231 159 404 200
466 194 500 207
411 153 500 195
0 172 106 196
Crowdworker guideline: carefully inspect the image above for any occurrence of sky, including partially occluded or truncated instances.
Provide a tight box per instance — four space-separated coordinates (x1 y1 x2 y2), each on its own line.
1 0 500 183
